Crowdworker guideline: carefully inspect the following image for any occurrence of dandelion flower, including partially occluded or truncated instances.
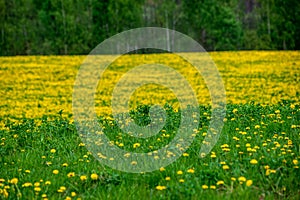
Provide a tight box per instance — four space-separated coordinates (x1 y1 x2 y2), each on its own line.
238 176 246 182
156 185 166 190
216 180 224 185
10 178 18 184
52 170 59 175
246 180 253 186
177 170 183 175
250 159 258 164
67 172 75 178
210 185 216 189
179 179 184 183
183 153 189 157
202 185 208 189
133 143 140 148
50 149 56 153
80 175 87 181
187 169 195 173
222 165 230 170
91 173 99 180
165 177 171 181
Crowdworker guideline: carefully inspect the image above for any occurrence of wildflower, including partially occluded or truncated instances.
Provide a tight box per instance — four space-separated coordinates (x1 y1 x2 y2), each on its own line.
50 149 56 153
238 176 246 182
34 182 40 187
131 161 137 165
246 180 253 186
45 181 51 185
22 182 32 187
91 173 99 180
3 189 8 198
165 177 171 181
177 170 183 175
67 172 75 178
65 196 71 200
159 167 165 172
25 170 30 173
71 192 76 197
62 163 68 167
10 178 18 184
79 143 85 147
156 185 166 190
179 179 184 183
293 159 298 165
133 143 140 148
216 180 224 185
183 153 189 157
210 154 216 158
210 185 216 189
231 177 236 181
187 168 195 173
222 165 230 170
250 159 258 164
34 187 41 192
52 170 59 175
202 185 208 189
57 186 66 193
80 175 87 181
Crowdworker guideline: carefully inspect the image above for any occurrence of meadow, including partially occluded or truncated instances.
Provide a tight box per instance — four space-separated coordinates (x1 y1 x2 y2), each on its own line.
0 51 299 199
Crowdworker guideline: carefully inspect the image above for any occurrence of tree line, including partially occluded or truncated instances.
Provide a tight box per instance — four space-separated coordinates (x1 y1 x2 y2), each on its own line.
0 0 299 56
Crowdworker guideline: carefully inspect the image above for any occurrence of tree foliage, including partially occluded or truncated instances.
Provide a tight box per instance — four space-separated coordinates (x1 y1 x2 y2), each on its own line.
0 0 299 55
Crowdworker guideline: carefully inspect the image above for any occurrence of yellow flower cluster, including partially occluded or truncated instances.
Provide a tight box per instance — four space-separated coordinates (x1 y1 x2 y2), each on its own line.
0 51 299 123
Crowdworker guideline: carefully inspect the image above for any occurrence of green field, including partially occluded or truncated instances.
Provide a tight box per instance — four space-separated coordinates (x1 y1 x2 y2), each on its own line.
0 52 299 200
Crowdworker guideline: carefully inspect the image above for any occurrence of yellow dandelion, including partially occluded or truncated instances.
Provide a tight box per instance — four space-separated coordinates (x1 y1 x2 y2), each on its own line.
133 143 140 148
238 176 246 182
293 159 298 165
165 177 171 181
187 168 195 173
22 182 32 187
67 172 75 178
216 180 224 185
159 167 165 172
91 173 99 180
45 181 51 185
222 165 230 170
210 185 216 189
246 180 253 187
62 163 68 167
50 149 56 153
80 175 87 181
156 185 166 190
179 179 184 183
177 170 183 175
183 153 189 157
52 170 59 175
71 192 76 197
202 185 208 189
10 178 18 184
250 159 258 164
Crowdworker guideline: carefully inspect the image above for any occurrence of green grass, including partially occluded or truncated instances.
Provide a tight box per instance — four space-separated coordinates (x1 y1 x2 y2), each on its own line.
0 102 299 199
